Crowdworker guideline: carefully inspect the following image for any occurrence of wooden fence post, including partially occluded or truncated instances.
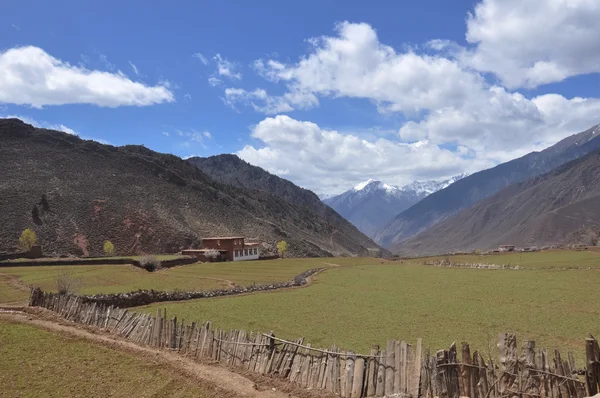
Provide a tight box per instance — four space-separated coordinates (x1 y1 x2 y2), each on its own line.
586 337 599 396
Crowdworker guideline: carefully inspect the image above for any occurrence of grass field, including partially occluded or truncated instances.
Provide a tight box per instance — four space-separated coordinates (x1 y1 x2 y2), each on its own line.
0 320 227 397
138 261 600 362
0 258 343 295
422 249 600 269
0 274 29 304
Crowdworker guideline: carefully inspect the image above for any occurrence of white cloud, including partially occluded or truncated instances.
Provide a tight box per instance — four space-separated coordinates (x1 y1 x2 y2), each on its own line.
239 22 485 115
227 17 600 193
237 115 488 194
183 93 192 100
99 53 115 71
165 128 211 148
462 0 600 88
214 54 241 80
208 76 222 87
11 24 20 30
129 61 139 75
0 46 174 108
223 87 317 114
193 53 209 65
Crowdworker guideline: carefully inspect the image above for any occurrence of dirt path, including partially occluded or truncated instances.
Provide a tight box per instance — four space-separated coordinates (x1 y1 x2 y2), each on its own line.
0 307 332 398
0 272 31 293
321 262 341 267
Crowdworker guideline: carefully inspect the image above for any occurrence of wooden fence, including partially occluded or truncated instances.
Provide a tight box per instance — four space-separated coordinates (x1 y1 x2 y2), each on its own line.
29 288 599 398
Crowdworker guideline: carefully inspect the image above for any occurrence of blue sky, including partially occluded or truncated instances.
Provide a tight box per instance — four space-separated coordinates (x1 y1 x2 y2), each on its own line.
2 0 600 194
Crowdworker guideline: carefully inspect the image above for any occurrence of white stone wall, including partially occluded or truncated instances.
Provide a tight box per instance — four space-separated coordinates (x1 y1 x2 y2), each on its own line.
233 247 260 261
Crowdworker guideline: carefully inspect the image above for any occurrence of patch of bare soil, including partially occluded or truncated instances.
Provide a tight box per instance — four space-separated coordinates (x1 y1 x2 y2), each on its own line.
0 307 334 398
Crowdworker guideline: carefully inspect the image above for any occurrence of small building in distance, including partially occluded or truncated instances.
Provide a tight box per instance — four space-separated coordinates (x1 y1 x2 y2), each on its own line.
499 245 515 252
200 237 261 261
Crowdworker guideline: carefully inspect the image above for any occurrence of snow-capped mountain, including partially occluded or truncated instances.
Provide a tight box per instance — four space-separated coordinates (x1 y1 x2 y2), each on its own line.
322 174 468 238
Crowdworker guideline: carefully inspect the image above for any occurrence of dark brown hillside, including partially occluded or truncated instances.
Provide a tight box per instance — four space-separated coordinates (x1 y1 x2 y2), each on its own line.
187 155 386 255
395 151 600 255
0 119 379 257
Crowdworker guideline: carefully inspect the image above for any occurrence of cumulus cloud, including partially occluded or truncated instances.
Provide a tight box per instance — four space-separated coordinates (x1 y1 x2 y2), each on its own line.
237 115 488 194
233 22 485 115
238 93 600 193
0 46 174 108
463 0 600 88
227 13 600 193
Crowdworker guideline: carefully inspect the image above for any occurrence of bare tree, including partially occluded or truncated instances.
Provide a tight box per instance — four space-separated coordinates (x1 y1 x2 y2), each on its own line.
55 269 81 295
585 230 599 246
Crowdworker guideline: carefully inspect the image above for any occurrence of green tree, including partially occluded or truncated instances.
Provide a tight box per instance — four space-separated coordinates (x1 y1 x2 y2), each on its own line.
277 240 289 258
103 240 115 256
19 228 37 251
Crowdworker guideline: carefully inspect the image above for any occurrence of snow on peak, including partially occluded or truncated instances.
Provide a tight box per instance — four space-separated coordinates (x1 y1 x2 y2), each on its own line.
353 179 379 191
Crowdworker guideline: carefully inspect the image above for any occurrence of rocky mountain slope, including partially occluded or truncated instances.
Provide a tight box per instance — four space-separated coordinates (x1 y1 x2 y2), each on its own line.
376 124 600 250
187 154 386 256
395 150 600 255
0 119 382 258
322 175 466 238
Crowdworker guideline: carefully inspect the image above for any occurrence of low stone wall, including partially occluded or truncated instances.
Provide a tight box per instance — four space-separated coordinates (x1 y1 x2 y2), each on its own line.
0 256 197 269
80 267 324 308
423 261 520 270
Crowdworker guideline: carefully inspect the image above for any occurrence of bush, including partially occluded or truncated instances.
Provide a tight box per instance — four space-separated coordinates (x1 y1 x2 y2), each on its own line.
55 270 80 295
140 255 161 272
19 228 37 251
103 240 115 256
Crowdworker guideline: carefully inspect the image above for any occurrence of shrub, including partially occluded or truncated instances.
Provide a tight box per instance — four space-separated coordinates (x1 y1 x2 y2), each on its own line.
103 240 115 256
277 240 289 258
140 255 161 272
55 269 80 295
19 228 37 251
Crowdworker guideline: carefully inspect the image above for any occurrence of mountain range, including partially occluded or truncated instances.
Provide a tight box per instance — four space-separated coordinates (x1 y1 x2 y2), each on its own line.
396 149 600 255
376 124 600 252
322 175 466 238
0 119 384 258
